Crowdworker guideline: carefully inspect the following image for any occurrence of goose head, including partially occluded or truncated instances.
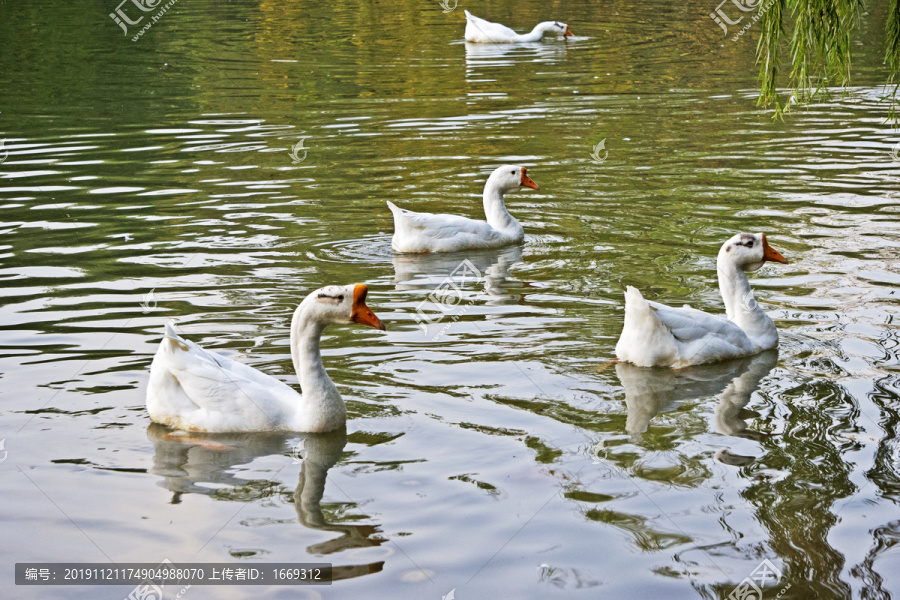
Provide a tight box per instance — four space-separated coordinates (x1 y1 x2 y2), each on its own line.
488 165 540 194
537 21 573 38
718 233 787 273
304 284 386 330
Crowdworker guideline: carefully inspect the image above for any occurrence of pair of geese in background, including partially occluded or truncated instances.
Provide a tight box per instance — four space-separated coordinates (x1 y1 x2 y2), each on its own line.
147 13 788 435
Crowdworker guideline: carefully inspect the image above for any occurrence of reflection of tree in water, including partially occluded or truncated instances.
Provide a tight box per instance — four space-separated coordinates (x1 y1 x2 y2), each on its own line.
847 375 900 599
740 378 857 598
850 519 900 600
611 351 874 598
868 376 900 502
147 424 384 581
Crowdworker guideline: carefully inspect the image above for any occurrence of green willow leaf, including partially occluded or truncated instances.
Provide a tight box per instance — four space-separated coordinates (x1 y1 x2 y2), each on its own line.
756 0 900 119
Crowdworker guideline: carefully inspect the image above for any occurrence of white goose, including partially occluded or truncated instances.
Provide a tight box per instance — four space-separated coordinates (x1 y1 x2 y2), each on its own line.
615 233 787 368
146 284 385 433
387 165 539 253
464 10 573 43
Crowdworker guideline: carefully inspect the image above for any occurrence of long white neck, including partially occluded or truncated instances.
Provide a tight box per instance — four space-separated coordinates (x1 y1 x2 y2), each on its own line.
483 179 523 239
289 304 345 427
716 258 777 348
518 22 552 42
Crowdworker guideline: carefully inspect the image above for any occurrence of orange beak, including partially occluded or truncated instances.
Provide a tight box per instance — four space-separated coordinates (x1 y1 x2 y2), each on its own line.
350 284 386 331
520 167 540 190
564 26 573 38
761 234 787 264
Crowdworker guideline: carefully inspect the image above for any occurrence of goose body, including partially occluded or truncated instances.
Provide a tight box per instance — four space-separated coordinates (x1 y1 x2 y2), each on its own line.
146 284 385 433
388 165 539 253
615 233 787 368
464 10 572 43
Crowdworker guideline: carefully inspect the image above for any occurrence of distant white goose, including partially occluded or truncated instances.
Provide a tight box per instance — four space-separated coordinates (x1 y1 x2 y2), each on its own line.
147 284 385 433
387 165 539 253
615 233 787 368
464 10 573 43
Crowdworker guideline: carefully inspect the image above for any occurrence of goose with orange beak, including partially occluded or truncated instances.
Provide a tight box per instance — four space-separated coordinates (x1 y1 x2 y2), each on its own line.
615 233 788 368
387 165 539 253
147 284 385 432
464 10 573 43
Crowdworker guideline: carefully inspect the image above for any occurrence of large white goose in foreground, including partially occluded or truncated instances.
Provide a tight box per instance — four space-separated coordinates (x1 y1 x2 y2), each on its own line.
464 10 573 43
147 284 385 433
615 233 787 368
387 165 539 253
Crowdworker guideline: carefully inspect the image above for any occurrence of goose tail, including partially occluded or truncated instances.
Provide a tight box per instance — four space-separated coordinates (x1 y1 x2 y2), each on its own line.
386 201 411 252
162 321 190 353
164 321 181 340
387 201 407 225
386 200 402 217
615 286 675 366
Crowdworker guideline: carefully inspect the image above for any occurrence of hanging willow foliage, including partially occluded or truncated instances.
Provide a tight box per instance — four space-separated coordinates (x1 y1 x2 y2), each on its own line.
888 0 900 80
757 0 900 116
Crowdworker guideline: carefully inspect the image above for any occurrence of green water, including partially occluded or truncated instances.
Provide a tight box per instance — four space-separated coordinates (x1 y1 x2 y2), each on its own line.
1 1 899 598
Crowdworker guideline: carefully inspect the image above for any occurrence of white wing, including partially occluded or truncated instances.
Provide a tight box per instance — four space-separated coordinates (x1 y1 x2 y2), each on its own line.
390 203 492 238
464 10 519 42
616 287 757 368
647 301 742 342
652 302 756 366
147 323 300 432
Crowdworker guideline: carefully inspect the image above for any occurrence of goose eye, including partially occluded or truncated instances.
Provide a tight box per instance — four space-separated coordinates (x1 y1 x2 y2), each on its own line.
510 170 515 174
338 295 344 301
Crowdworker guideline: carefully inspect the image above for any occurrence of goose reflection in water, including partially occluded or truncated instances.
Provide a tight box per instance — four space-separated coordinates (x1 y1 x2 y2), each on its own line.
147 424 384 581
392 244 523 301
464 40 568 71
615 350 779 464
